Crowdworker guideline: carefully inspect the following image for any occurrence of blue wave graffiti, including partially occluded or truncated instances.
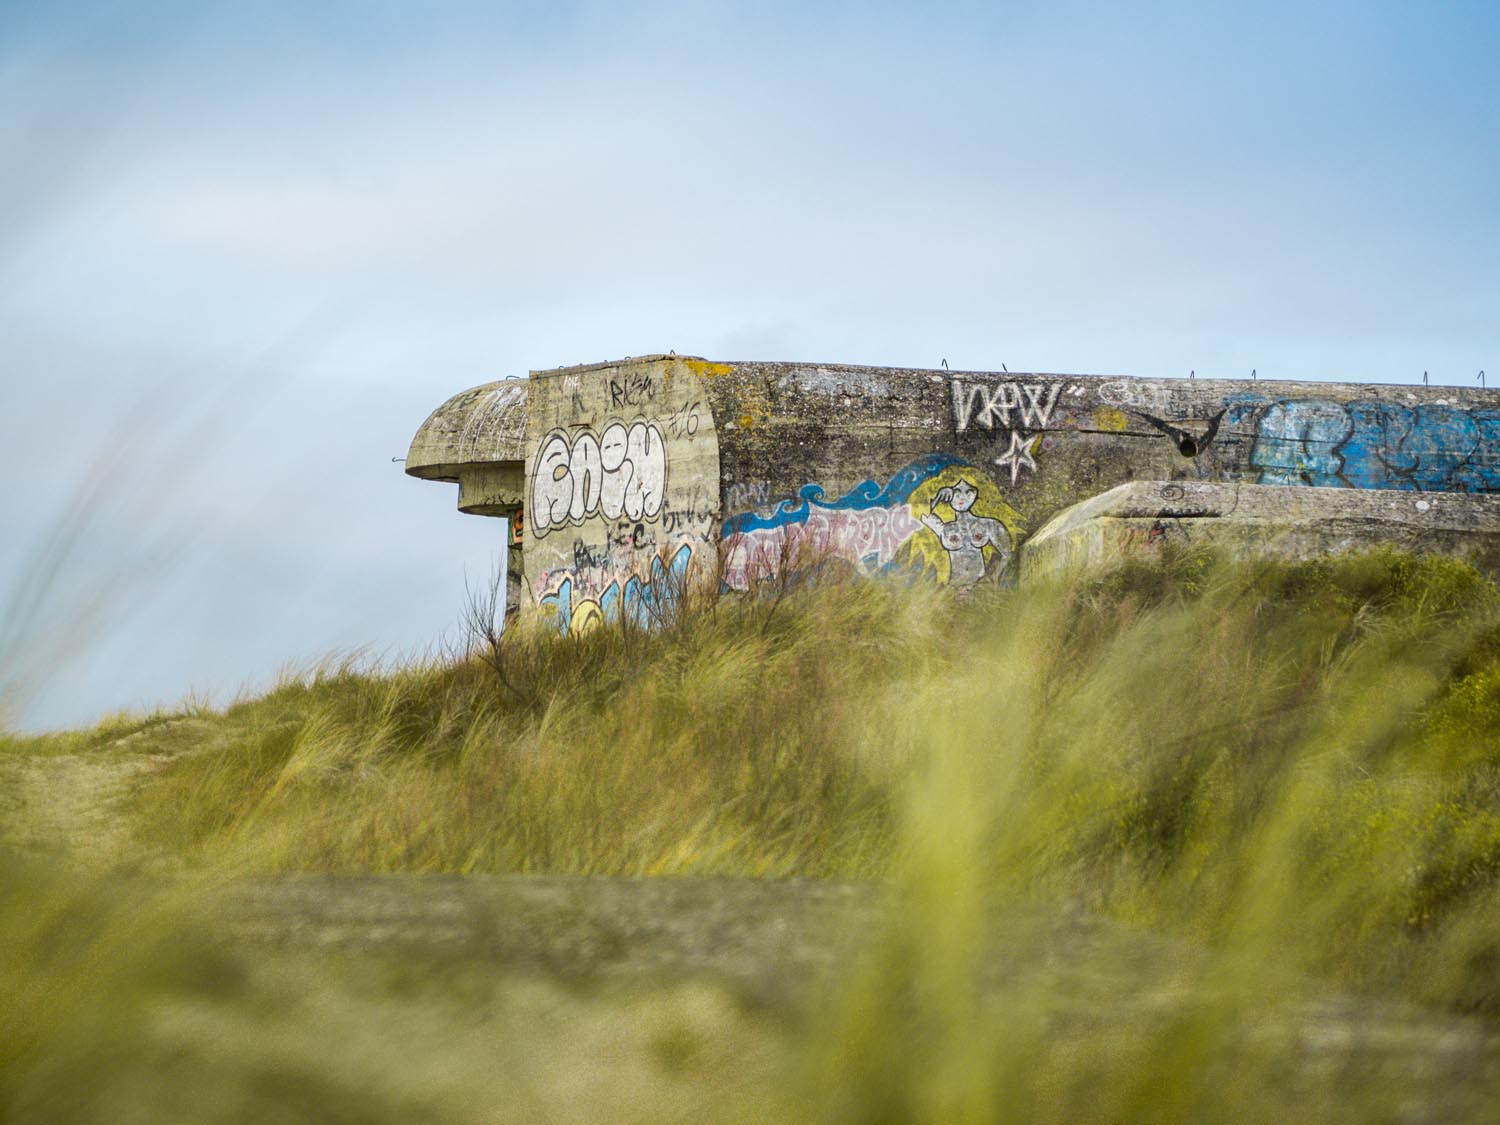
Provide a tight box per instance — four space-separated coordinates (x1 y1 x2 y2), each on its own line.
721 452 967 537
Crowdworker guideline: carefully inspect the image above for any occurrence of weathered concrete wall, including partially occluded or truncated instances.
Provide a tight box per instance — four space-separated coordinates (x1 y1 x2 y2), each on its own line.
1022 481 1500 581
409 356 1500 625
697 359 1500 591
522 357 720 633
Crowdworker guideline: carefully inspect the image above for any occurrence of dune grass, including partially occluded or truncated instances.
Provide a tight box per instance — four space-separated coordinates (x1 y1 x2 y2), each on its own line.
803 549 1500 1120
105 548 1500 1017
9 548 1500 1119
124 579 944 877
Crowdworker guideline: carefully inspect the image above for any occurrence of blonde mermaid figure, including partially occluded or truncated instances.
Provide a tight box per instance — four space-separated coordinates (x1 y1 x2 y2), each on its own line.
920 477 1010 586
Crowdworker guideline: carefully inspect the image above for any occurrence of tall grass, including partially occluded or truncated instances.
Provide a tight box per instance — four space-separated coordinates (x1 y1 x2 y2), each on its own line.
127 579 947 876
10 548 1500 1118
807 549 1500 1120
114 549 1500 1012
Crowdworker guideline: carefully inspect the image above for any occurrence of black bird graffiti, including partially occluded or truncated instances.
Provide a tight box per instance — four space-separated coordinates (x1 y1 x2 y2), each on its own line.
1138 407 1228 458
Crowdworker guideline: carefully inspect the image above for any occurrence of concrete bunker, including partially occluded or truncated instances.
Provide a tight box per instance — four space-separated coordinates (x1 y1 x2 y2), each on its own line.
408 356 1500 625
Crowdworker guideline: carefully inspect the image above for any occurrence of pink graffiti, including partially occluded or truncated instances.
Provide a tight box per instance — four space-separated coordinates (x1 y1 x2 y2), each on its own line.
722 505 921 590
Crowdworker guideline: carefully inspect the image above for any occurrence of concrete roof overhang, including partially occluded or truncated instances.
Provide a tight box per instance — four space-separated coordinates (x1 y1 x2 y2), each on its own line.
405 378 529 482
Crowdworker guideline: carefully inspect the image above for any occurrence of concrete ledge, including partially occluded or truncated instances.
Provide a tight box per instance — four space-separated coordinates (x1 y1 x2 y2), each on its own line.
1021 481 1500 582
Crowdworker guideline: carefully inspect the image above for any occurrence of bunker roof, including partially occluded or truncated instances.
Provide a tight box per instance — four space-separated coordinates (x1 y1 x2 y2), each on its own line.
405 378 529 481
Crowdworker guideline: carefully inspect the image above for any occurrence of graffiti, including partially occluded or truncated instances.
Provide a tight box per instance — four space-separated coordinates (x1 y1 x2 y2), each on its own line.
725 480 772 512
721 454 1020 589
539 542 693 636
918 478 1012 586
605 522 658 552
993 430 1039 484
722 502 922 590
525 360 721 636
1097 379 1174 415
1121 516 1191 551
1150 518 1185 544
1092 378 1228 458
724 455 958 538
560 372 587 413
531 421 668 537
721 454 959 590
659 502 719 535
609 371 657 409
572 539 611 570
903 466 1018 585
794 365 904 398
509 507 524 545
665 401 702 440
1230 397 1500 492
737 505 922 584
952 380 1062 434
951 379 1059 486
456 384 528 457
1137 408 1227 458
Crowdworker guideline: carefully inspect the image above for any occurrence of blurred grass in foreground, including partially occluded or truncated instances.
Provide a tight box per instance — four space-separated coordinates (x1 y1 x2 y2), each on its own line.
0 859 797 1122
8 548 1500 1119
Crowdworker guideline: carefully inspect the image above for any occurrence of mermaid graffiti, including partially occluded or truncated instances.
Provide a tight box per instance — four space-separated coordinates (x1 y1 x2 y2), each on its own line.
918 475 1012 586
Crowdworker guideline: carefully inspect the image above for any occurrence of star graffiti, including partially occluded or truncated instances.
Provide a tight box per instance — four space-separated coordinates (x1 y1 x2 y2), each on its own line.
994 430 1039 484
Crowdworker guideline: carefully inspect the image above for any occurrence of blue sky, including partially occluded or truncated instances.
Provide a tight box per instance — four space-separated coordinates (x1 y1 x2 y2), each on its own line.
2 0 1496 728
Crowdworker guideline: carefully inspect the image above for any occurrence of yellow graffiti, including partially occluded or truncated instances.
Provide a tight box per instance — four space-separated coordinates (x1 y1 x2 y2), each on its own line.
897 465 1021 584
568 599 605 634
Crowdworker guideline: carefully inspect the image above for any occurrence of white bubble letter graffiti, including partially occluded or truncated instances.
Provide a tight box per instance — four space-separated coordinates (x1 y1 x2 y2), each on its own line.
568 431 603 523
597 422 631 520
532 432 573 535
622 422 667 521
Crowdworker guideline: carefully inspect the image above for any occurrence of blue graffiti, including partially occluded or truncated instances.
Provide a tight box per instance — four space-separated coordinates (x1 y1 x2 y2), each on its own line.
1250 399 1354 487
721 452 965 537
1233 396 1500 492
540 542 693 635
